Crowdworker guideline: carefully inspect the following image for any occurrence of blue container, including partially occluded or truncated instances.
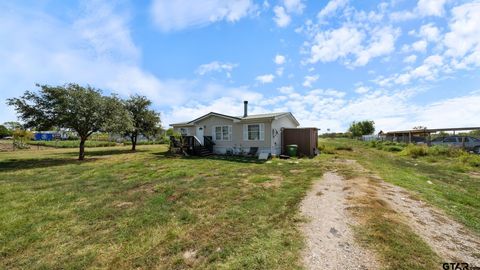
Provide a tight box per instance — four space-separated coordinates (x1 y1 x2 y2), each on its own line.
34 133 54 141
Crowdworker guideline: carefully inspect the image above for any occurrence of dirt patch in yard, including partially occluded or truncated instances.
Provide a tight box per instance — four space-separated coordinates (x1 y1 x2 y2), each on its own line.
339 159 480 264
261 175 283 188
299 172 379 270
378 178 480 263
127 183 156 195
467 171 480 179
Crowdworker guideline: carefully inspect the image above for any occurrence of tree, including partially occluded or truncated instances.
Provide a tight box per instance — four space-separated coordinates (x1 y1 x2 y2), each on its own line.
3 121 22 131
13 129 34 144
0 125 11 138
348 120 375 137
7 84 130 160
166 128 176 137
123 95 161 151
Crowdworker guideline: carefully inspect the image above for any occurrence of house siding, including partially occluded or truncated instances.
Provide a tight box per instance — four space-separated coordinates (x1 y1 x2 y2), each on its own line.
271 115 299 155
172 113 298 156
195 116 272 154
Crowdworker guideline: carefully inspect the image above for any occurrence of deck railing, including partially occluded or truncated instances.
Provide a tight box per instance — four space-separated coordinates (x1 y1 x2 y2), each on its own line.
170 135 215 156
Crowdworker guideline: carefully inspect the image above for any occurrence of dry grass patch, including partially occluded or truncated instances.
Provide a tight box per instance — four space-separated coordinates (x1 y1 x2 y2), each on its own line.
333 169 440 270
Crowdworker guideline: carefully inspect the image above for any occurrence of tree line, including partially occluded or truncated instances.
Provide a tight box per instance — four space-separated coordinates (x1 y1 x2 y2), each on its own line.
7 84 161 160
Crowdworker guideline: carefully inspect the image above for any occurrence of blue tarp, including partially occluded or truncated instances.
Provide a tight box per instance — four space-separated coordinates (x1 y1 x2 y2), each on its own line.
34 133 54 141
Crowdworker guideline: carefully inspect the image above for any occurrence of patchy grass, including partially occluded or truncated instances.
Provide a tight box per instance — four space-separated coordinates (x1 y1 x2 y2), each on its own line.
352 201 440 270
322 138 480 234
0 145 326 269
401 144 428 158
333 161 440 269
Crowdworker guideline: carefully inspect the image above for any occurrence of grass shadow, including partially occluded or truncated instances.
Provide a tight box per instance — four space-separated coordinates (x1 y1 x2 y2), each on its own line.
62 149 147 157
151 150 266 163
151 150 178 158
192 155 266 164
0 158 98 172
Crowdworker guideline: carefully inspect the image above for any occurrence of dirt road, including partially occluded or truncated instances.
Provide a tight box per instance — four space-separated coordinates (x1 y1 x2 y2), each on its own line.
300 172 378 270
300 160 480 269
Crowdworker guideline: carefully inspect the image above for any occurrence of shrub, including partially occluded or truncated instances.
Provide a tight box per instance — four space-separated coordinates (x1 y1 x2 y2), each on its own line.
318 144 336 154
402 144 428 158
13 141 30 149
384 145 404 152
335 145 353 151
427 145 463 157
458 153 480 167
367 141 405 152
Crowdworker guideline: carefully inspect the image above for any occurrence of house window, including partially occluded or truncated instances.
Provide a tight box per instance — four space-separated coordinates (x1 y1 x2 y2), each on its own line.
214 125 231 141
179 128 189 136
248 124 260 140
244 124 265 141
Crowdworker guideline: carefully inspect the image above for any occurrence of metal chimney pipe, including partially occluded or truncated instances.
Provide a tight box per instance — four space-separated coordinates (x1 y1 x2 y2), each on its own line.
243 101 248 117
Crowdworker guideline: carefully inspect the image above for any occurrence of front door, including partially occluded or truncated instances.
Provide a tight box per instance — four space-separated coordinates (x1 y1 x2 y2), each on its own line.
196 126 204 145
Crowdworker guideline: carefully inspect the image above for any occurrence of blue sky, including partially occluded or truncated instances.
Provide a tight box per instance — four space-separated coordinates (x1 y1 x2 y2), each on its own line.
1 0 479 132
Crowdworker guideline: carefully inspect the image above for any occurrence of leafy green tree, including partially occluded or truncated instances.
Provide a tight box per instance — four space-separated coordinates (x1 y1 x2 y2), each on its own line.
123 95 161 151
348 120 375 137
0 125 11 138
7 84 131 160
165 128 175 137
469 130 480 138
3 121 22 131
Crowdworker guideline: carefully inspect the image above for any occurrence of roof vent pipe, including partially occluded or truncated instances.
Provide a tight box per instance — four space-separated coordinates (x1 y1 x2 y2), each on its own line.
243 101 248 117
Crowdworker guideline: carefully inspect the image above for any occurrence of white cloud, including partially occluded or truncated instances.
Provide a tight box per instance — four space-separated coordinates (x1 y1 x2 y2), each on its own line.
404 54 417 64
276 67 284 76
278 86 295 94
317 0 348 19
419 23 441 42
391 0 448 21
390 11 417 21
283 0 305 14
308 25 399 67
0 0 197 121
273 6 291 27
353 26 399 66
302 75 319 88
444 2 480 58
150 0 257 32
74 1 140 63
355 86 370 94
379 1 480 89
412 40 427 52
164 85 285 125
274 54 286 65
255 74 275 83
417 0 448 17
309 26 363 63
376 54 444 86
272 0 304 28
415 92 480 128
196 61 237 77
165 82 480 132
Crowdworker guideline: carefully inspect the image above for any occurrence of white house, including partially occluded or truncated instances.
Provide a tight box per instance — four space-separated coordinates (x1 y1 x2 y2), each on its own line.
170 101 299 156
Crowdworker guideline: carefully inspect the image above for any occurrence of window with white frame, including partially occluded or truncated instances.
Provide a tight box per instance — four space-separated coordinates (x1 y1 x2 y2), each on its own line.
213 125 231 141
179 128 189 136
243 124 264 141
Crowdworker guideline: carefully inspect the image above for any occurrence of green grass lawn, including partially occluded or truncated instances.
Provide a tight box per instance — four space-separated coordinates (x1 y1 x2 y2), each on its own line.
320 138 480 234
27 140 118 148
0 145 326 269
